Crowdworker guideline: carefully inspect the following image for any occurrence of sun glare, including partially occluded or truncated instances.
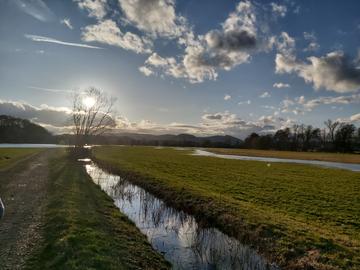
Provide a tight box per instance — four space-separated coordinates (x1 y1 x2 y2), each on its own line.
83 96 96 108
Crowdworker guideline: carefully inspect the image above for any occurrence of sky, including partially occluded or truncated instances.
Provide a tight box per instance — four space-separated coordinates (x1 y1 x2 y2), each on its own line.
0 0 359 138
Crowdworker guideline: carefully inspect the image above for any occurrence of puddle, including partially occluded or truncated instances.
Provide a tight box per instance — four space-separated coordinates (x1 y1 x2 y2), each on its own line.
77 158 92 162
84 161 279 270
0 197 4 219
193 150 360 172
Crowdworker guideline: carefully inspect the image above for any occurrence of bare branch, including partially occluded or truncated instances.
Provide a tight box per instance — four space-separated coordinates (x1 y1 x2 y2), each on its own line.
71 87 116 146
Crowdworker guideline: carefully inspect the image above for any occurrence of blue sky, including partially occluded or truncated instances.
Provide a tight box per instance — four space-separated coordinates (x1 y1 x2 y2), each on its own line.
0 0 359 138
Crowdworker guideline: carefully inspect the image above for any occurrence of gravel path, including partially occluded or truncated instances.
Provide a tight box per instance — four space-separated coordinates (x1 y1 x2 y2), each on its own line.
0 150 55 270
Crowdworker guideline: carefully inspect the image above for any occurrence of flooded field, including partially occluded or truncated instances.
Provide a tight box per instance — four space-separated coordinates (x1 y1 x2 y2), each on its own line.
193 150 360 172
0 144 68 148
84 160 279 270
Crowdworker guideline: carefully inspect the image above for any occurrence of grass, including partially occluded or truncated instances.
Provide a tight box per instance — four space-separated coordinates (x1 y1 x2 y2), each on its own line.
27 150 170 270
207 148 360 164
0 148 43 169
93 146 360 270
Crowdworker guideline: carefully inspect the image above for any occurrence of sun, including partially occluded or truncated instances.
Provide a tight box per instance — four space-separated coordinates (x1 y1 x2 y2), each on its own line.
83 96 96 108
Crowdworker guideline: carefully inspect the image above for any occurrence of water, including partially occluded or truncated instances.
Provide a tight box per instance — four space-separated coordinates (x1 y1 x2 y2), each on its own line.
0 143 68 148
193 150 360 172
84 161 279 270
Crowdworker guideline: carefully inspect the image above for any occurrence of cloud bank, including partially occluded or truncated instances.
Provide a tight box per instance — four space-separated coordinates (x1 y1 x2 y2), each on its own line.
81 20 152 53
0 100 291 138
276 49 360 93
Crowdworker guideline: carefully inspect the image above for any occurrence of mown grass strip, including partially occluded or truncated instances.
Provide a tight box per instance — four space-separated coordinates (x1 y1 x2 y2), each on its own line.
93 146 360 270
26 151 170 270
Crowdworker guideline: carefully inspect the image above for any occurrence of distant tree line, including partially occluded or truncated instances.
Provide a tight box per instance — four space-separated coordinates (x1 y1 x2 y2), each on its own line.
55 134 243 148
1 114 359 153
243 120 360 153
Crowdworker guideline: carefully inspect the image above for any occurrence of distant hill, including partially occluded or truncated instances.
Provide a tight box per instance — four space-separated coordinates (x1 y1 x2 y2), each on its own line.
0 115 54 143
0 114 242 147
56 132 243 148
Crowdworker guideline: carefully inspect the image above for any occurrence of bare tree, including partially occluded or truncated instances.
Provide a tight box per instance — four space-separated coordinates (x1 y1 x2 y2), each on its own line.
72 87 116 147
324 119 339 147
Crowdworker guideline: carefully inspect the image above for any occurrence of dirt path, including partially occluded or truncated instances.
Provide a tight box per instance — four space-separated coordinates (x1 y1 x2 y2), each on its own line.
0 150 56 270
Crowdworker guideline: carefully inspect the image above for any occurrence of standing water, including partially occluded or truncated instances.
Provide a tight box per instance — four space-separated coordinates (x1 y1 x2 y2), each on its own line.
83 160 279 270
193 150 360 172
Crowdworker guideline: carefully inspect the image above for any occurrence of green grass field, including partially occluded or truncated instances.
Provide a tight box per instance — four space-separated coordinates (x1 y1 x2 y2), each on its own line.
207 148 360 164
0 148 43 169
93 146 360 270
27 150 169 270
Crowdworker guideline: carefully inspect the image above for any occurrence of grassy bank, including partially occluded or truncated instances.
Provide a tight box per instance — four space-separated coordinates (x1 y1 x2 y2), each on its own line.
93 146 360 270
207 148 360 164
27 150 170 270
0 148 43 169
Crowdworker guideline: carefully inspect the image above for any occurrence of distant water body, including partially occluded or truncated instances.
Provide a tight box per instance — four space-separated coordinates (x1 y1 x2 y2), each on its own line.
0 144 69 148
193 149 360 172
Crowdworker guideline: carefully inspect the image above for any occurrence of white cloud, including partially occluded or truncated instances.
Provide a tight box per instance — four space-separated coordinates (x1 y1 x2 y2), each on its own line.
274 32 295 56
300 94 360 111
270 3 287 17
140 0 269 83
276 51 360 93
293 5 300 14
280 93 360 115
337 112 360 124
13 0 55 22
261 105 276 109
141 1 259 83
199 111 295 138
143 52 188 79
350 113 360 122
259 91 271 98
25 34 102 49
238 100 251 105
138 66 153 76
115 110 296 139
81 20 152 54
0 99 301 139
224 94 231 100
0 100 71 130
303 31 319 52
200 111 269 137
74 0 107 19
118 0 187 38
61 18 73 29
273 82 290 88
146 52 174 66
110 111 280 139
